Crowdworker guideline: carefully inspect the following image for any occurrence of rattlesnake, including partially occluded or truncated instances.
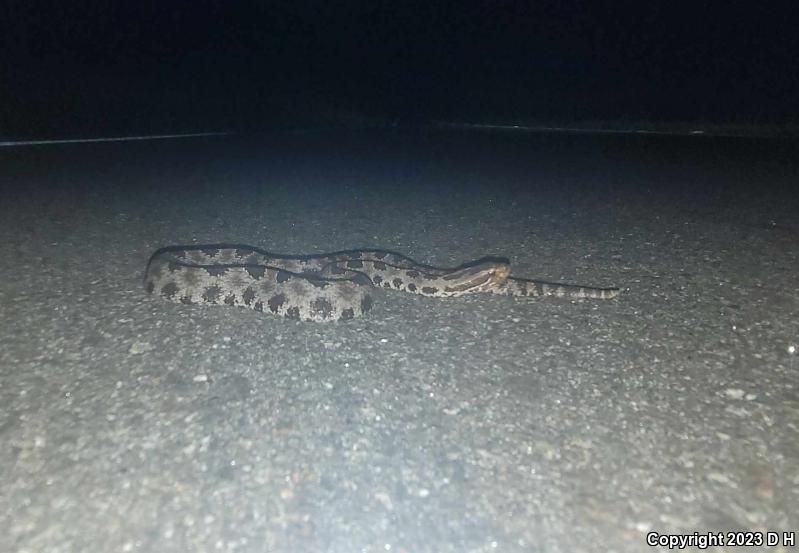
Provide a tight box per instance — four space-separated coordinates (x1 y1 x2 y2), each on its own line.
144 245 619 322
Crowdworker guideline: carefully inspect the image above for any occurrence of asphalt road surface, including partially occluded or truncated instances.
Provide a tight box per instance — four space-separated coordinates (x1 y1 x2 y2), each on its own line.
2 129 797 552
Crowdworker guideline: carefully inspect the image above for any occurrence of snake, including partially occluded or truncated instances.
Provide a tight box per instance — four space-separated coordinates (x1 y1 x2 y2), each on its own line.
144 245 619 322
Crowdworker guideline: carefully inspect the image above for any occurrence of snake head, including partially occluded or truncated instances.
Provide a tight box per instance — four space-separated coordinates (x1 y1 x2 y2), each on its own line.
442 259 511 296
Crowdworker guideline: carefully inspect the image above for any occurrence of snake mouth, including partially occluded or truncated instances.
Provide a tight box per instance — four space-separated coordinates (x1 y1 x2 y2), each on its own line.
443 262 511 294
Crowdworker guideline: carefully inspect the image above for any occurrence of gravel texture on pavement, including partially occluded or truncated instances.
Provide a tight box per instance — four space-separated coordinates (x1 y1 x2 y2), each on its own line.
2 130 797 552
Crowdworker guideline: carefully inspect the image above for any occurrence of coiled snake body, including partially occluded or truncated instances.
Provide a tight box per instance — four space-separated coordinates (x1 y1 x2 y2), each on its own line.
144 245 619 322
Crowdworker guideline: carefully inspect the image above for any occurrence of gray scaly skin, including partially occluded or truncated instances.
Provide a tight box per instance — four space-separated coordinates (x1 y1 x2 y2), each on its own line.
144 245 619 322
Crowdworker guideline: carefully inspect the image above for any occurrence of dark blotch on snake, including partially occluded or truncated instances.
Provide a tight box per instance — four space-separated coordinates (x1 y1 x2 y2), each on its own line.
246 266 266 279
268 293 287 313
242 287 256 305
202 285 222 303
161 281 179 299
286 306 301 320
310 298 334 319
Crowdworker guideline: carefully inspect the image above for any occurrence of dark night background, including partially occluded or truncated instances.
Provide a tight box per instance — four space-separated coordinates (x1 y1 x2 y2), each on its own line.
2 1 798 137
3 2 799 552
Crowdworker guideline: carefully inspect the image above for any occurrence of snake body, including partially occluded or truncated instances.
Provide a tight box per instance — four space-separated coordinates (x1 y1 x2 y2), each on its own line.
144 245 619 322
